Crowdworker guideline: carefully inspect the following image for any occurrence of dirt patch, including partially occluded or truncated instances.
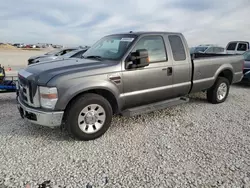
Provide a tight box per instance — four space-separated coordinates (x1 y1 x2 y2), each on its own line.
21 48 42 51
0 44 18 50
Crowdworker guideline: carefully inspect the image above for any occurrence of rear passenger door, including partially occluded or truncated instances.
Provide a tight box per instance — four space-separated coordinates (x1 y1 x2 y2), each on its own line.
167 35 192 97
122 35 173 108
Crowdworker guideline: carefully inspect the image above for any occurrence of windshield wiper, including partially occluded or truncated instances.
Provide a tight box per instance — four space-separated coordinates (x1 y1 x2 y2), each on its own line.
83 55 103 60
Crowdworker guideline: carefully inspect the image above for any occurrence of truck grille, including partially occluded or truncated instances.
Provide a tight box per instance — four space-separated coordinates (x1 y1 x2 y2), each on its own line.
18 73 40 108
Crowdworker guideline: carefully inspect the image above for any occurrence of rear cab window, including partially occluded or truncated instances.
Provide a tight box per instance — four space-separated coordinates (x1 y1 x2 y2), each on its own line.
168 35 186 61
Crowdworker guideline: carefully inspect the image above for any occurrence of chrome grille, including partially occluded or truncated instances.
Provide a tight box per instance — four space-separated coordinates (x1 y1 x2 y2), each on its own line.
18 70 40 108
19 82 29 103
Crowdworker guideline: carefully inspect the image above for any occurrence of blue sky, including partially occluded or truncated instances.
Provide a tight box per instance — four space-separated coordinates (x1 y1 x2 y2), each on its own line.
0 0 249 47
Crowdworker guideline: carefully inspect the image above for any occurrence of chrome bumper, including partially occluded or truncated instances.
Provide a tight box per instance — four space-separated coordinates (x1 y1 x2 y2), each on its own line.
17 97 64 127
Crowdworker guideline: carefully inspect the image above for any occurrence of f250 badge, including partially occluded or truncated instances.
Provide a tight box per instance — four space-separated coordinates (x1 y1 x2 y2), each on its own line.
108 74 121 84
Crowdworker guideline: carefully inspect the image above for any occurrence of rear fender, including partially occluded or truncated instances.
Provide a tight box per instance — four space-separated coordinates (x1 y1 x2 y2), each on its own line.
213 64 234 84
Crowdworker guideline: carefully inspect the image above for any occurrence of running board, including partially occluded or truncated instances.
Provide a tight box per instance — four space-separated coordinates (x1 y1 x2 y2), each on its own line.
122 97 189 117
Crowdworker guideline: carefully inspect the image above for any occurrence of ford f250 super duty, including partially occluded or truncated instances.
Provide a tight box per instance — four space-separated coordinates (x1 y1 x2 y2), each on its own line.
16 31 244 140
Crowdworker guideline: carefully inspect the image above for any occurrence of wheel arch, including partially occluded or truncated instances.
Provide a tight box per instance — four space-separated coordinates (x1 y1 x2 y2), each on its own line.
64 88 120 115
214 64 234 85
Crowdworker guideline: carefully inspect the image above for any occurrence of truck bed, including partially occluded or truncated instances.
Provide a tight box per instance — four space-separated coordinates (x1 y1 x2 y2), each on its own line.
190 53 243 93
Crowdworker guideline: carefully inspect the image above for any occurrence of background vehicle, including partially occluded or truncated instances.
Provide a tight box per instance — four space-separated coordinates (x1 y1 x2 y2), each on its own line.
191 44 225 54
17 31 243 141
226 41 249 55
44 48 89 61
13 43 25 48
27 47 79 65
241 50 250 84
0 65 17 92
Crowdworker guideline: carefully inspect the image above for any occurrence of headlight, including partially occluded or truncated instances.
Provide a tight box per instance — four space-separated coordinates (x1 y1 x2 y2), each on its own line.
39 86 58 109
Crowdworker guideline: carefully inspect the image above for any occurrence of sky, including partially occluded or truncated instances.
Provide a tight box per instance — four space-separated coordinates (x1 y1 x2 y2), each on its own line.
0 0 249 47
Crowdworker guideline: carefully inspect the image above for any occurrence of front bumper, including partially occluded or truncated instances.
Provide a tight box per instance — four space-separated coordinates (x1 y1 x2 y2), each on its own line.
17 97 64 127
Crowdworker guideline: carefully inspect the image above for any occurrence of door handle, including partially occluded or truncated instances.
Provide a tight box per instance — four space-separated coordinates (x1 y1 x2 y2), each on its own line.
162 67 172 76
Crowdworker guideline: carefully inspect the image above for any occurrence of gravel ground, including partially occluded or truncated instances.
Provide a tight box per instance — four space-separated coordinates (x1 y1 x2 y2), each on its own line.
0 85 250 188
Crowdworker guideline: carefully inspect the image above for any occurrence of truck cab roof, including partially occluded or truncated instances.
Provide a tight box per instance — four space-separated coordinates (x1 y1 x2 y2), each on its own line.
107 31 182 36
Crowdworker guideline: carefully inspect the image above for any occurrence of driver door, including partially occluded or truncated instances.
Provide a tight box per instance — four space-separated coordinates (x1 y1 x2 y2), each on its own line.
122 35 173 109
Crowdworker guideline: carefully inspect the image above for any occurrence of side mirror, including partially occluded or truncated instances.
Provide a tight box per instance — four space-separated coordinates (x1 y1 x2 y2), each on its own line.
126 49 149 69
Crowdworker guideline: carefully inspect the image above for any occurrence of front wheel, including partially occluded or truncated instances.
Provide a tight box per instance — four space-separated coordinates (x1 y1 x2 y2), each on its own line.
65 93 113 141
207 77 230 104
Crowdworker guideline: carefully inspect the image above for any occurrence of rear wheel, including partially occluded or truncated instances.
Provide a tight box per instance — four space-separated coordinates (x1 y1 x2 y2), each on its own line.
65 93 113 141
207 77 230 104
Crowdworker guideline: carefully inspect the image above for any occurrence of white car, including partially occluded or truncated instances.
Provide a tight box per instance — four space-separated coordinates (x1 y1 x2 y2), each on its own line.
191 45 225 54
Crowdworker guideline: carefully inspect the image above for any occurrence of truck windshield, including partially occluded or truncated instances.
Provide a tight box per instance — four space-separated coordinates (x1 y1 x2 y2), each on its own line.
83 35 137 60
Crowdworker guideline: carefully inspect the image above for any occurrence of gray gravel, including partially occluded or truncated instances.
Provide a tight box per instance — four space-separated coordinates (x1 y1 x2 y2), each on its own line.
0 84 250 188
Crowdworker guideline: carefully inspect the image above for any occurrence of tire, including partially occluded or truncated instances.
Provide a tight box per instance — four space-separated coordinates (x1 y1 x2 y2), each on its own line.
65 93 113 141
207 77 230 104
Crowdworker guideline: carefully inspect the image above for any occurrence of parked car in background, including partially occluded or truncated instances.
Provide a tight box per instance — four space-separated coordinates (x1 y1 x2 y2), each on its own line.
226 41 249 55
57 48 89 60
241 50 250 84
191 45 225 54
27 47 79 65
30 48 90 65
189 47 195 54
17 31 243 140
13 43 25 48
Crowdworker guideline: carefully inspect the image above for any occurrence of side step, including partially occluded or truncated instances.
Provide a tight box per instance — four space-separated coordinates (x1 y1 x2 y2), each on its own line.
121 97 189 117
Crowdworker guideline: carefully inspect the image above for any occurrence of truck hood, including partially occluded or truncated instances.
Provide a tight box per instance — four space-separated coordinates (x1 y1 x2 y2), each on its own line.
22 58 117 85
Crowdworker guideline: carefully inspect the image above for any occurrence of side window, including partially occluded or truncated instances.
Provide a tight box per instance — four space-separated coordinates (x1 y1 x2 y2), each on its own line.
227 42 237 50
217 47 225 52
205 47 214 53
237 43 247 51
132 36 167 63
168 35 186 61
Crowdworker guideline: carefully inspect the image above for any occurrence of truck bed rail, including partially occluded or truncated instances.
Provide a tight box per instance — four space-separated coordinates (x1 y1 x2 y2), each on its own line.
191 53 237 60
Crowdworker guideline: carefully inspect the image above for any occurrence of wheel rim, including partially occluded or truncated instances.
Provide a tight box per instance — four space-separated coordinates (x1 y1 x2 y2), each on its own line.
217 82 227 100
78 104 106 134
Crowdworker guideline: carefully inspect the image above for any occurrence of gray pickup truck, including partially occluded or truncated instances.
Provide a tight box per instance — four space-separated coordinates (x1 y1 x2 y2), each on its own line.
16 31 243 140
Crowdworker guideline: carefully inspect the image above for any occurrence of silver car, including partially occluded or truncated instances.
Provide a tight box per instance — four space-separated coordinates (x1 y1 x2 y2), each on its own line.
27 48 79 65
